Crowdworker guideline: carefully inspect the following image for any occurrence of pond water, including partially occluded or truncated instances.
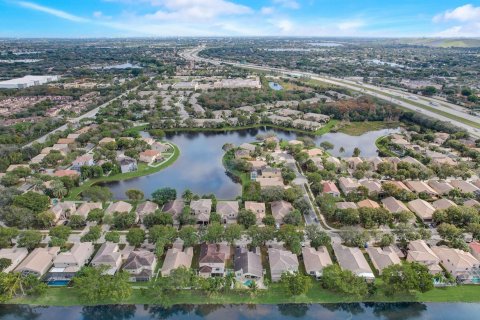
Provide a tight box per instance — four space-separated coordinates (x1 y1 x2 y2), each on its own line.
91 63 142 70
268 82 283 91
103 127 399 200
1 303 479 320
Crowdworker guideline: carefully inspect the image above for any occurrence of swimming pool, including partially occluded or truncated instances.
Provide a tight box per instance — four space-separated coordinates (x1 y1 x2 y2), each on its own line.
47 280 70 287
243 280 254 287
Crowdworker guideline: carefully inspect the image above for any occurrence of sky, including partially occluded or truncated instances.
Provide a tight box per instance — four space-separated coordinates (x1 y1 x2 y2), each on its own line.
0 0 480 37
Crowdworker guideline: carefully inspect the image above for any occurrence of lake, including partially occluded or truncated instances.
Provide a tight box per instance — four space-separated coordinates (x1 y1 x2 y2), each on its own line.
268 82 283 91
104 127 400 200
1 303 480 319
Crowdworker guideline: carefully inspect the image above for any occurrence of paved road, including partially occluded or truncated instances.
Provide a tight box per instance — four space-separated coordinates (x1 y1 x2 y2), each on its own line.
181 47 480 139
24 85 141 148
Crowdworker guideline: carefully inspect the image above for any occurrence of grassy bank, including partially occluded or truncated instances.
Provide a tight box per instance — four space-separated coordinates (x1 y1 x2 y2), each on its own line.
65 143 180 200
338 121 399 136
375 136 398 157
9 283 480 306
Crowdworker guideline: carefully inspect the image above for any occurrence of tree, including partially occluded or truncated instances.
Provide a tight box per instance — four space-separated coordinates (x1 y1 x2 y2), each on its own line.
82 186 113 202
0 258 11 272
126 228 146 247
50 180 67 199
178 226 198 247
437 223 462 242
341 227 370 248
381 262 434 296
247 225 275 247
320 141 334 150
18 230 42 250
305 225 331 249
182 189 194 202
280 272 313 296
0 273 47 302
379 233 394 247
13 192 49 213
113 212 137 230
105 231 120 243
73 266 132 303
204 222 224 243
87 208 104 222
423 86 437 96
125 189 144 201
321 264 368 297
353 147 361 157
36 210 56 228
283 209 303 226
151 187 177 206
224 224 243 245
49 225 71 240
0 227 19 248
68 215 86 229
81 225 102 242
237 209 257 229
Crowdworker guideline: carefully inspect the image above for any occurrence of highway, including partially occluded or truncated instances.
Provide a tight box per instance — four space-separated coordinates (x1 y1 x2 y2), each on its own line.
181 47 480 139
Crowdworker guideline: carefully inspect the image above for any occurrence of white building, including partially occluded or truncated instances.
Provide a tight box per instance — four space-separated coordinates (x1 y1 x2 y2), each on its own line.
0 75 60 89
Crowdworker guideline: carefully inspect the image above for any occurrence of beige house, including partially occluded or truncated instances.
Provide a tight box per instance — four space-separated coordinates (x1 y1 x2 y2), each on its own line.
51 201 77 221
99 137 115 145
405 181 437 196
245 201 266 223
190 199 212 224
381 197 410 214
161 244 193 277
139 150 161 163
15 247 60 278
256 177 285 189
75 202 102 218
123 250 157 282
360 180 382 193
268 247 299 282
260 167 282 179
357 199 380 209
407 199 436 222
216 201 239 224
0 247 28 273
407 240 442 274
198 243 230 277
270 200 294 225
162 200 185 226
432 198 457 211
432 246 480 283
366 246 401 275
136 201 159 221
335 202 358 210
428 180 454 195
338 177 360 194
333 244 375 281
48 242 94 279
450 180 480 194
302 246 332 279
91 242 122 275
105 201 133 215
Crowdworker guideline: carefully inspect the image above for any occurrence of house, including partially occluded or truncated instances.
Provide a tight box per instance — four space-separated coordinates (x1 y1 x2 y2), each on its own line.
54 169 80 178
428 180 454 195
260 167 282 179
118 156 137 173
30 154 46 164
161 244 193 277
325 156 342 168
15 247 60 278
303 113 330 123
357 199 380 209
105 201 133 215
256 177 285 189
366 246 401 275
47 242 94 280
364 157 384 171
270 200 294 225
198 243 230 277
151 142 170 153
306 148 324 157
268 247 299 282
235 149 251 159
75 202 102 218
248 160 267 170
162 200 185 225
190 199 212 224
469 242 480 261
244 201 266 223
381 197 410 214
310 157 324 170
405 181 437 196
344 157 363 170
57 138 75 145
139 150 161 163
216 201 239 224
432 199 457 211
407 240 442 274
302 246 332 279
332 244 375 281
384 180 411 192
464 199 480 208
239 143 256 153
338 177 360 194
450 180 480 195
234 247 263 280
123 250 157 282
360 180 382 194
51 201 77 221
91 242 122 275
432 246 480 283
0 247 28 273
322 181 340 197
408 199 436 222
99 137 115 145
67 133 80 140
335 202 358 210
136 201 158 221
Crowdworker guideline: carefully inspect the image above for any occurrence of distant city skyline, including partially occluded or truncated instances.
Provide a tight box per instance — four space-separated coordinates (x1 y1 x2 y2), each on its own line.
0 0 479 37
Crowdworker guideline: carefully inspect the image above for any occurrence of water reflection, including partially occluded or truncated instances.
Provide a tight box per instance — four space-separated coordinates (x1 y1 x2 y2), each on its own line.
2 303 480 320
104 127 400 200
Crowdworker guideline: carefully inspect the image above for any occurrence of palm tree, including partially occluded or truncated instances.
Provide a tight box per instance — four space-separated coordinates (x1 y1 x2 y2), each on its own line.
182 189 193 202
248 280 259 297
31 178 45 193
51 180 67 199
224 272 236 292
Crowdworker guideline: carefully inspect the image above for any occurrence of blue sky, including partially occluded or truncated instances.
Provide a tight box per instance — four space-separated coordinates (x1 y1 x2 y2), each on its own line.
1 0 479 37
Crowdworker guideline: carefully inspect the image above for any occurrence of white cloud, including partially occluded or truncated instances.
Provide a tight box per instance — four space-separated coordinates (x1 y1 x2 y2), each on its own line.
273 19 294 32
16 1 90 22
272 0 300 10
338 20 365 31
93 11 103 18
433 4 480 22
261 7 275 15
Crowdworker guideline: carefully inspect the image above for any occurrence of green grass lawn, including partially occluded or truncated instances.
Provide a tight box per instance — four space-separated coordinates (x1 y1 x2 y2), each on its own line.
9 283 480 306
338 121 399 136
66 143 180 200
375 135 398 157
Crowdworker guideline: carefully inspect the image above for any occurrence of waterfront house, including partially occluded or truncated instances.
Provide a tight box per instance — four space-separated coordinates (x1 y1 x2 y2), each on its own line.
338 177 360 195
407 240 442 274
71 154 94 171
123 249 157 282
244 201 266 223
234 246 263 280
366 246 401 275
139 150 161 163
161 244 193 277
118 156 137 173
75 202 102 218
333 244 375 281
302 246 332 279
198 243 230 278
216 201 239 224
268 247 299 282
136 201 159 221
47 242 94 280
15 247 60 278
91 242 122 275
190 199 212 224
162 200 185 226
105 201 133 215
0 247 28 273
432 246 480 283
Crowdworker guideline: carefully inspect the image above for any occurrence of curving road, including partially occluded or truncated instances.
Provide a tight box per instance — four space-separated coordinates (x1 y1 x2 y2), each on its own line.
181 47 480 139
